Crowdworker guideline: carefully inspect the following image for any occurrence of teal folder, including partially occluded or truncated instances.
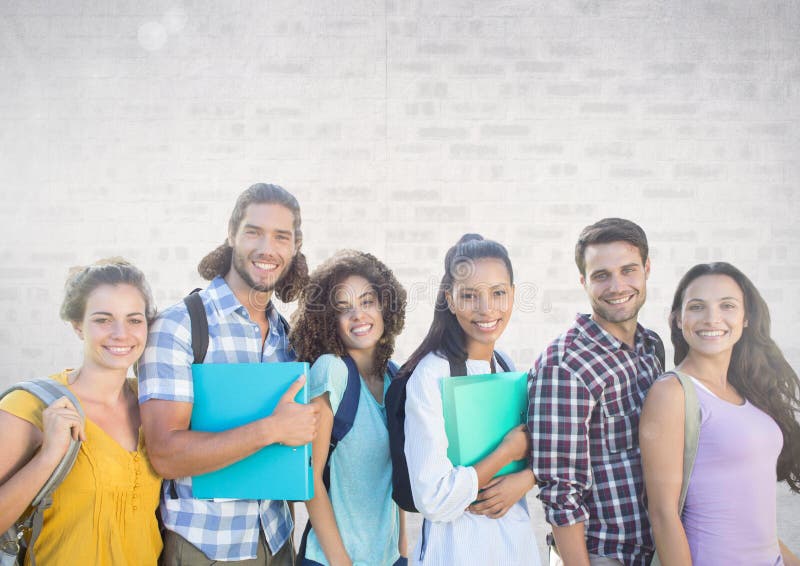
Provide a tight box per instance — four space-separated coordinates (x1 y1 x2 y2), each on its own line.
441 371 528 477
190 361 314 500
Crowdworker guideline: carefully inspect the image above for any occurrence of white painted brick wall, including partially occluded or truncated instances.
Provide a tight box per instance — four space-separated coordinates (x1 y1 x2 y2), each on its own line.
1 0 798 553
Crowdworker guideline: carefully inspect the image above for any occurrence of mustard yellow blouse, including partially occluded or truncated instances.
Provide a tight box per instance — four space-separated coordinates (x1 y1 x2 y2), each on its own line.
0 370 162 566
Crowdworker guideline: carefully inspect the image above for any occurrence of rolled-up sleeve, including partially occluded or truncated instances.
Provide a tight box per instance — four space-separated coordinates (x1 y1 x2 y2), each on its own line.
404 354 479 523
138 307 195 404
528 364 595 527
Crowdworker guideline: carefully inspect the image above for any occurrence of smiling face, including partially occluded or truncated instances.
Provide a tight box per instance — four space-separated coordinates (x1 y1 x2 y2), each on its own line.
227 202 298 297
446 257 515 360
73 283 148 373
335 275 385 357
678 274 746 358
580 241 649 342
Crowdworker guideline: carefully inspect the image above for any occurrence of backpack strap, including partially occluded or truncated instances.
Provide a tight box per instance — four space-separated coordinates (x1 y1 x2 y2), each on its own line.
652 332 666 372
1 378 85 566
494 351 512 373
299 354 377 560
447 350 510 377
4 379 85 506
183 289 208 365
329 356 361 463
275 311 291 337
447 357 467 378
184 290 292 366
387 371 417 513
671 371 701 513
650 371 701 566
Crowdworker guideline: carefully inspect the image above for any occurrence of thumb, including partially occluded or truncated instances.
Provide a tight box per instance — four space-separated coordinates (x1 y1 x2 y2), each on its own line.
278 375 306 404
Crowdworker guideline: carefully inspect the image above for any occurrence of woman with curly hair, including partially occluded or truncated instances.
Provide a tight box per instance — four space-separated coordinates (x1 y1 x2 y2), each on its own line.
291 250 408 566
640 262 800 565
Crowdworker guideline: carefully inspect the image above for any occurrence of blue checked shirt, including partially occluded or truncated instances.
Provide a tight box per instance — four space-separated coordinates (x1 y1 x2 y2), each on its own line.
138 276 295 561
528 314 663 566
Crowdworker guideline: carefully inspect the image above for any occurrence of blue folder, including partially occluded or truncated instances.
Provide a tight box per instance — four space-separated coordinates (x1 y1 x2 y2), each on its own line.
441 371 528 477
190 361 314 500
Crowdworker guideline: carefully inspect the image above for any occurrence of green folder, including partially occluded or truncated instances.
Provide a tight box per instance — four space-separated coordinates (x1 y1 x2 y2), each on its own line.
441 371 528 477
190 361 314 500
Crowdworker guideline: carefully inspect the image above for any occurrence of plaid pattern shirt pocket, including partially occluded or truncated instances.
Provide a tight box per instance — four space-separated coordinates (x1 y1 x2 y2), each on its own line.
600 388 639 453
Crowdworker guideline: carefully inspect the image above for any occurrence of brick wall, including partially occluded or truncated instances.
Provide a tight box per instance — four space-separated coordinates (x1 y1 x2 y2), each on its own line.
1 0 798 548
2 1 797 383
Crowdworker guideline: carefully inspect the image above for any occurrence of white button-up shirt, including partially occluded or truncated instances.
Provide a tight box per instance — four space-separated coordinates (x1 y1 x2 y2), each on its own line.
404 351 540 566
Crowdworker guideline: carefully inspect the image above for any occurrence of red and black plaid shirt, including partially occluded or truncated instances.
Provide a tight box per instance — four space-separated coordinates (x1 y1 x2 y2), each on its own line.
529 313 663 566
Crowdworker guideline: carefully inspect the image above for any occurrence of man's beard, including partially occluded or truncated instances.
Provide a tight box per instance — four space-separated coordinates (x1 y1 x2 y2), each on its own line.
231 249 291 293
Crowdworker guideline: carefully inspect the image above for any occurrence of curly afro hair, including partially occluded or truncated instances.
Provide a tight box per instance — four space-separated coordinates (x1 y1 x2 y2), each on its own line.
290 250 406 376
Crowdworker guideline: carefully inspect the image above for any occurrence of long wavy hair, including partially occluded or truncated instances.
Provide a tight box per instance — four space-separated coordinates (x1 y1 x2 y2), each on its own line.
670 262 800 492
197 183 309 302
397 233 514 380
290 250 406 377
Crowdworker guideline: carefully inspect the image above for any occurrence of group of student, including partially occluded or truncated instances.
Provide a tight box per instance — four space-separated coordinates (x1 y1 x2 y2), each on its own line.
0 182 798 566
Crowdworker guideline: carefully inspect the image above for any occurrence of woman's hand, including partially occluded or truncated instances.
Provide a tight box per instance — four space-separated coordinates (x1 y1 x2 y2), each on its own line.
779 539 800 566
468 468 535 519
398 509 408 557
500 424 530 463
0 396 84 533
39 397 85 466
473 424 531 488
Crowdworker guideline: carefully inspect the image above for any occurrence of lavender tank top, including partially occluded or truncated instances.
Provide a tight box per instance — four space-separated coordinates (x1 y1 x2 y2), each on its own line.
682 379 784 566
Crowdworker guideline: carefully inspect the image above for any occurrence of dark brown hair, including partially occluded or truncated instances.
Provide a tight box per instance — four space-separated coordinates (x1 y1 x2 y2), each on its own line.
290 250 406 376
197 183 309 302
575 217 648 276
670 262 800 492
60 257 156 323
398 233 514 379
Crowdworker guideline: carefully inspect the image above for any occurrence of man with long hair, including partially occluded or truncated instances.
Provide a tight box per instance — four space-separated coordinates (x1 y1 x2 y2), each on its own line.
529 218 663 566
138 183 320 565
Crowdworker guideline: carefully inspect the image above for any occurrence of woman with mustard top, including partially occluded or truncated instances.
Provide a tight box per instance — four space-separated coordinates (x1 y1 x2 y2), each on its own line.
0 258 162 566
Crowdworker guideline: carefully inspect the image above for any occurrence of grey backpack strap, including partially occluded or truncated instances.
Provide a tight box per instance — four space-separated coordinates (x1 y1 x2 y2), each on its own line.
671 371 701 513
650 371 701 566
1 378 84 566
9 379 85 507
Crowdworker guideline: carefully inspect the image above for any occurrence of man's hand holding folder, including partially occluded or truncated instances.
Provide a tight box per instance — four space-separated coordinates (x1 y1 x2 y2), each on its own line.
183 361 320 500
267 375 320 446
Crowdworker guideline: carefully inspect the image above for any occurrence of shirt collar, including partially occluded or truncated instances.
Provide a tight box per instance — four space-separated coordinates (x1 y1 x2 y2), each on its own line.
574 312 652 354
207 275 281 334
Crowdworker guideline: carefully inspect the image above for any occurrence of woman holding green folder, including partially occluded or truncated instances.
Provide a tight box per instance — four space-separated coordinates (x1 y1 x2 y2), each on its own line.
399 234 539 566
292 250 408 566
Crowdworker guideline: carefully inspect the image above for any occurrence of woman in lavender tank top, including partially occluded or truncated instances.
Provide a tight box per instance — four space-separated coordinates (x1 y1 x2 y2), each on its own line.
640 262 800 565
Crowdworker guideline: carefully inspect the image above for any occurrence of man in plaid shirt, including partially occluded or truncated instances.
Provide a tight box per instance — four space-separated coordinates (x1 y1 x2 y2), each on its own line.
529 218 663 566
139 184 320 565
